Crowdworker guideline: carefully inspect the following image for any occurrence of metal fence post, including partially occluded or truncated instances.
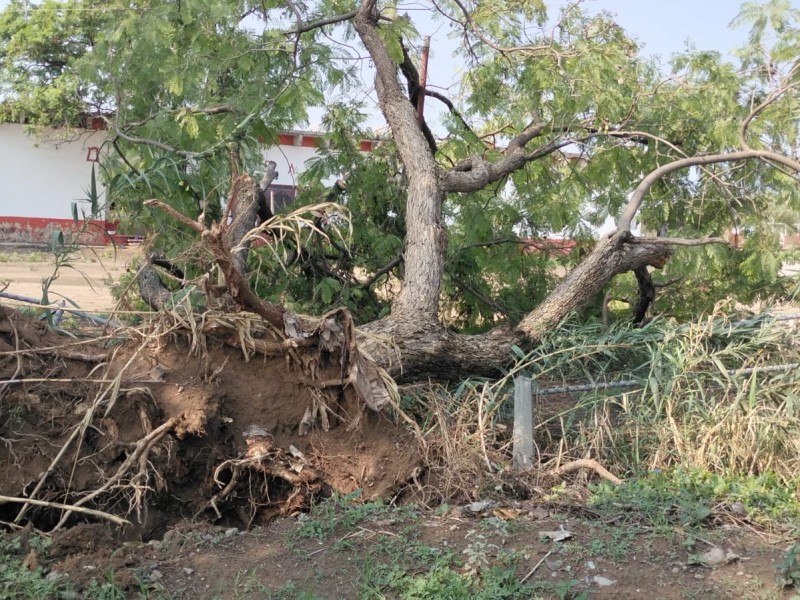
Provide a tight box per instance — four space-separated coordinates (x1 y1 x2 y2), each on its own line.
513 376 535 470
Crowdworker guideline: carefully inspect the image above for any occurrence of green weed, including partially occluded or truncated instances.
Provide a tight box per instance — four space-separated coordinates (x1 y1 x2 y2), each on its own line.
293 490 396 541
776 543 800 590
588 468 800 532
358 556 535 600
0 532 149 600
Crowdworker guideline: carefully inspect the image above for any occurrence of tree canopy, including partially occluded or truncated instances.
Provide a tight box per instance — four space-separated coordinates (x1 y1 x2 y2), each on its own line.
2 0 799 378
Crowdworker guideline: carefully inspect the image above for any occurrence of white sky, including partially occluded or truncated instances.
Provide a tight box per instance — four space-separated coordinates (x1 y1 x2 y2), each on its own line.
2 0 798 128
0 0 785 58
413 0 788 96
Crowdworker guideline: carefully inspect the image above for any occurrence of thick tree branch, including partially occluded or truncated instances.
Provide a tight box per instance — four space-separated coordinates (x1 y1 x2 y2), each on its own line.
440 135 591 193
145 183 286 329
628 236 729 247
517 236 671 339
617 150 800 233
354 0 445 323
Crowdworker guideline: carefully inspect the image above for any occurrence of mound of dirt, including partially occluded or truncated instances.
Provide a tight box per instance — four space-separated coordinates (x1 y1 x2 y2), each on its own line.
0 303 421 541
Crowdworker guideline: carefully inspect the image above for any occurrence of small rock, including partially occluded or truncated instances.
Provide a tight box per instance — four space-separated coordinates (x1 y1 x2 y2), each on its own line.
730 502 746 515
183 568 194 576
586 560 596 570
150 569 163 581
671 567 680 574
736 571 744 576
545 558 563 571
539 529 573 542
242 425 269 439
45 571 64 583
463 500 495 513
530 506 549 520
162 530 177 543
694 574 704 580
689 547 740 568
224 527 238 538
592 575 616 587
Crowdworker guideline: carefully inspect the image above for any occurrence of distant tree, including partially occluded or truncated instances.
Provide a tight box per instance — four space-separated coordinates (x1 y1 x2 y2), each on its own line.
2 0 799 379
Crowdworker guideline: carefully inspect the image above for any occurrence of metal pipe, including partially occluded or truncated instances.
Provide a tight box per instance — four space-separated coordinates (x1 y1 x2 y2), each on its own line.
0 291 121 328
416 36 431 125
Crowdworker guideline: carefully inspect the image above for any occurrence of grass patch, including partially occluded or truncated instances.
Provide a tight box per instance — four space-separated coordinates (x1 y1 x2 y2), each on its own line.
0 251 51 263
293 490 412 542
358 553 536 600
588 468 800 533
0 533 135 600
776 543 800 590
406 308 800 514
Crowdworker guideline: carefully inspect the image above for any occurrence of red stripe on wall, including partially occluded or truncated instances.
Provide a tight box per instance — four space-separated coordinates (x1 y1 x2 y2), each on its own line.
0 216 125 246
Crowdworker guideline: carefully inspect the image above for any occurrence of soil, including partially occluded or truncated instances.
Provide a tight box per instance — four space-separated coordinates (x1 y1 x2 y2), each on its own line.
5 500 796 599
1 250 797 599
0 246 137 311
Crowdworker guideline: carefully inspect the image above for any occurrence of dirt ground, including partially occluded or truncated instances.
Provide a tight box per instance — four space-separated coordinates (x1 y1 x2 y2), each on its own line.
4 497 796 599
0 245 142 312
1 249 798 599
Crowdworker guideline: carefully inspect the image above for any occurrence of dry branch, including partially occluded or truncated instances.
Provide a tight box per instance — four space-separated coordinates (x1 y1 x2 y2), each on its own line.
547 458 622 485
0 495 131 527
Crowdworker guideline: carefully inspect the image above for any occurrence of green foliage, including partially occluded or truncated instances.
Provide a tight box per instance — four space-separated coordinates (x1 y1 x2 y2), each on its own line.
0 533 134 599
776 543 800 589
359 552 535 600
2 0 799 329
293 491 394 541
589 468 800 531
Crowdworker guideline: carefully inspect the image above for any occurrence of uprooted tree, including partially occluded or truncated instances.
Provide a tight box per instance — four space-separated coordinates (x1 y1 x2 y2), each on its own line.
2 0 800 386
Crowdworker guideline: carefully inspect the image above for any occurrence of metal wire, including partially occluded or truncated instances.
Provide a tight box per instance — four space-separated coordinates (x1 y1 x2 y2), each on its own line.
533 361 800 397
531 309 800 397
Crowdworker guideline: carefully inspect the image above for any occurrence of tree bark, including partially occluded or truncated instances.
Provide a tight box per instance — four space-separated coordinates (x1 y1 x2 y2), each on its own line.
354 1 444 327
517 233 670 338
359 233 672 380
349 0 679 380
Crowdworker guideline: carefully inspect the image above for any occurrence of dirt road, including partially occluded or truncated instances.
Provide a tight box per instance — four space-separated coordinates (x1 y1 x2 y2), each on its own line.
0 246 141 312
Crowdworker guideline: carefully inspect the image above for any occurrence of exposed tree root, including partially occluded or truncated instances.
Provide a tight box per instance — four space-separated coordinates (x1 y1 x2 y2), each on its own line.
53 417 178 531
206 430 323 519
0 495 131 527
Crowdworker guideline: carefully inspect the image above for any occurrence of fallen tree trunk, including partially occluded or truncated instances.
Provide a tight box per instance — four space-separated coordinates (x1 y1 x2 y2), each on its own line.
358 232 671 380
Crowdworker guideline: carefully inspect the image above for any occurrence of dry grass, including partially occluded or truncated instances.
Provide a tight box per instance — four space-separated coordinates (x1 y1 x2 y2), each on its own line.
408 307 800 503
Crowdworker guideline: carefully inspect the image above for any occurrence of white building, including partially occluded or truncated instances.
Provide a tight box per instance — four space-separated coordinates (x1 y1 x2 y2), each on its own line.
0 124 371 245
